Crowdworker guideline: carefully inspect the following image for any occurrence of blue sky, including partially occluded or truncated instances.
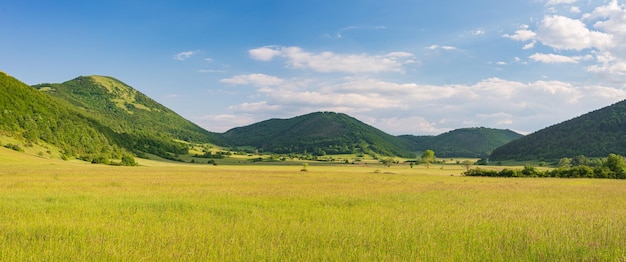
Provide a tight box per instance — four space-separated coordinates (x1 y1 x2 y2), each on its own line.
2 0 626 135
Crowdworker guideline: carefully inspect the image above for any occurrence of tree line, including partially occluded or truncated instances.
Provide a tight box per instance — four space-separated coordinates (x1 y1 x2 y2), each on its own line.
464 154 626 179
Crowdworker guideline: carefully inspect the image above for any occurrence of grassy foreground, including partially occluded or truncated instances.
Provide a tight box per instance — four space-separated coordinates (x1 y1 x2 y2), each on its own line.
1 149 625 261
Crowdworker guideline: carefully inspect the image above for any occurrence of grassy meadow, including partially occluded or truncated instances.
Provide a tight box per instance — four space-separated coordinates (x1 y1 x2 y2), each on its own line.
1 147 625 261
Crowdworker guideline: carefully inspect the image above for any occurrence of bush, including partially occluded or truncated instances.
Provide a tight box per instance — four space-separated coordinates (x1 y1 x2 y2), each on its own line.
4 143 23 152
120 155 138 166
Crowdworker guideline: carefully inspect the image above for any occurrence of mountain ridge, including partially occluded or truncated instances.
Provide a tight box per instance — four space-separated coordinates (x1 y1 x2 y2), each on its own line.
32 75 224 160
0 71 132 162
222 111 417 157
399 127 523 158
490 99 626 161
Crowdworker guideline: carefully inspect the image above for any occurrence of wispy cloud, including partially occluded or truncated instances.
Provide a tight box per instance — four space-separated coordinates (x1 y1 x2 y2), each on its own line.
248 46 416 73
428 45 458 50
325 25 387 39
529 53 591 64
174 50 198 61
220 73 285 87
545 0 576 6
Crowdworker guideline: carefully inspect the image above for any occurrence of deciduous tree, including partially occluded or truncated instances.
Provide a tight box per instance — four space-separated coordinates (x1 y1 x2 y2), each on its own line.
421 150 435 169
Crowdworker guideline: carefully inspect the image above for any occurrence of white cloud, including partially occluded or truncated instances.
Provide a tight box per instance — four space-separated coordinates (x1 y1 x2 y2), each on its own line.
248 46 416 73
229 101 281 113
536 15 613 51
220 74 285 87
249 46 282 61
174 51 198 61
503 25 536 41
362 116 449 136
505 1 626 78
472 29 485 36
216 74 626 135
192 114 257 133
585 0 626 35
545 0 576 6
428 45 457 51
505 16 613 51
523 41 537 50
529 53 580 63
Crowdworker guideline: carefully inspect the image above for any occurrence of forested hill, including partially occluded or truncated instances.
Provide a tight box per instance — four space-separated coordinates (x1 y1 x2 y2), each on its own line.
490 100 626 161
33 76 223 159
222 112 416 157
398 127 523 158
0 71 131 160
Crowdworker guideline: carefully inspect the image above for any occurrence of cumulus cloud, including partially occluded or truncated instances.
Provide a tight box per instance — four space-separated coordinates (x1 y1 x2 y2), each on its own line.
216 73 626 135
174 50 198 61
248 46 416 73
505 14 614 51
536 15 613 51
212 1 626 135
249 46 282 61
505 1 626 78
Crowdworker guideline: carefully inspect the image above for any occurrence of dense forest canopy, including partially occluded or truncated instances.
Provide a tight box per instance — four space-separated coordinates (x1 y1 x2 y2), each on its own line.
223 112 416 157
0 72 132 162
490 100 626 161
399 127 522 158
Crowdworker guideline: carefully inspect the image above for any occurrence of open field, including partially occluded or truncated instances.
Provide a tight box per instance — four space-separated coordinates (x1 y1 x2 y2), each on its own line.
1 148 625 261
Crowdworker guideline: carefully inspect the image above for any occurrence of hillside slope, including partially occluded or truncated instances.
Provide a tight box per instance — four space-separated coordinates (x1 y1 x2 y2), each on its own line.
0 71 130 160
400 127 523 158
490 100 626 161
222 112 416 157
34 76 223 159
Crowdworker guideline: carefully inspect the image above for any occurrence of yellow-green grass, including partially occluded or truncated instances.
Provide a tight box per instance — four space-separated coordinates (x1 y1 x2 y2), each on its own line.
1 147 625 261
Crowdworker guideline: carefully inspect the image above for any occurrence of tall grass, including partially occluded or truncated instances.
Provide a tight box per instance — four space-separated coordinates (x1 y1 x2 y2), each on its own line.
0 151 625 260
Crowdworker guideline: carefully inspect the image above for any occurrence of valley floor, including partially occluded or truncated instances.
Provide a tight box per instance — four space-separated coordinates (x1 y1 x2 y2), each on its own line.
1 147 625 261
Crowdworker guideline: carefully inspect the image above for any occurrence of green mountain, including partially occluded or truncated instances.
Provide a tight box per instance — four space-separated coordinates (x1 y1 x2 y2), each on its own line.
33 75 222 160
222 112 416 157
0 71 132 162
0 71 527 162
490 100 626 161
399 127 523 158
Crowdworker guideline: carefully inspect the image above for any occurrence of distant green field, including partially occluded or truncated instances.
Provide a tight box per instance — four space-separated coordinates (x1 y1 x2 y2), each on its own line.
0 147 625 261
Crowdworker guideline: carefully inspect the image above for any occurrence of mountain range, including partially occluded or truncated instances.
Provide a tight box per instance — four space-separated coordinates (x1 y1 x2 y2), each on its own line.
11 71 622 163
